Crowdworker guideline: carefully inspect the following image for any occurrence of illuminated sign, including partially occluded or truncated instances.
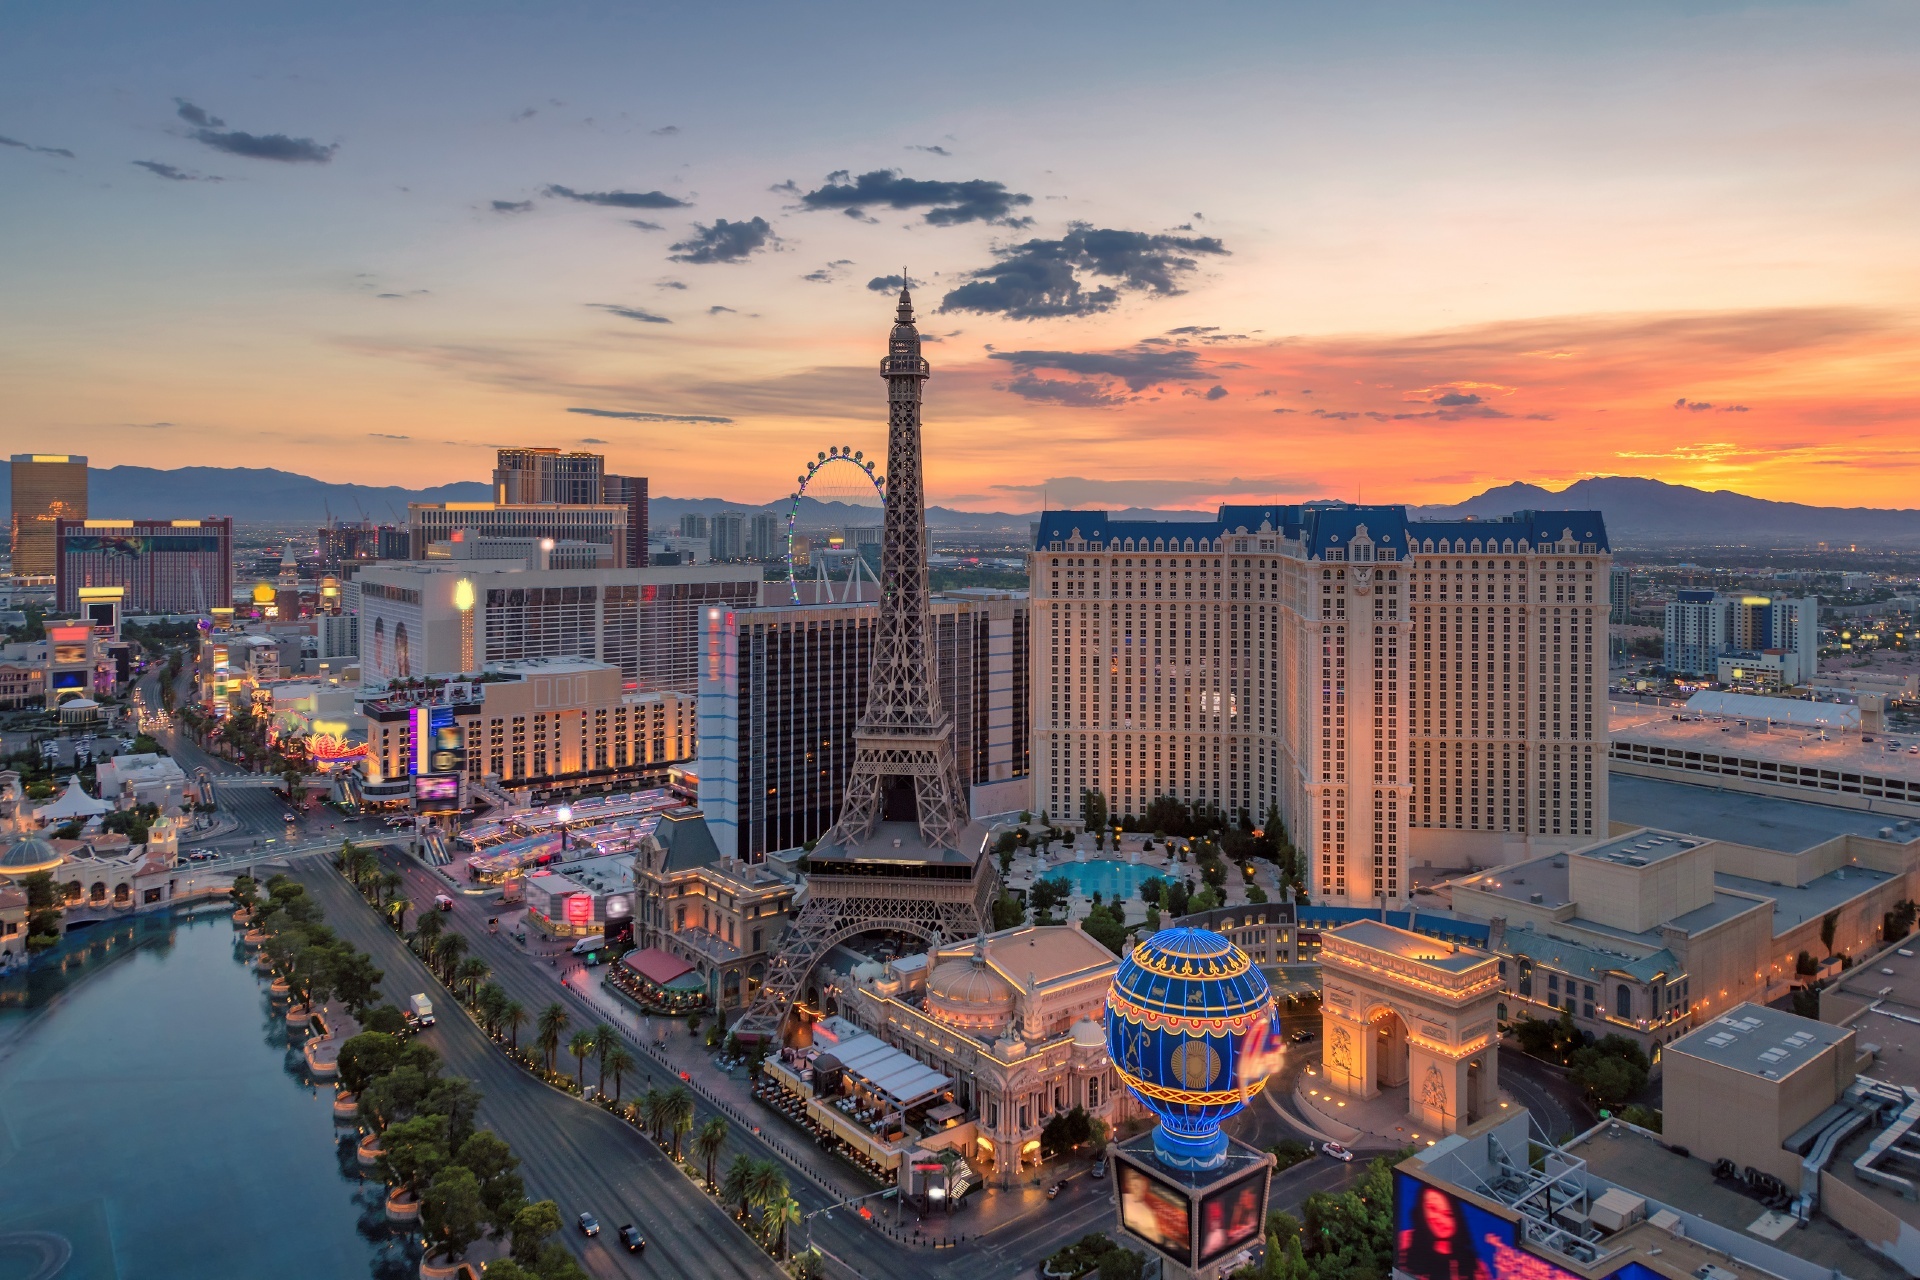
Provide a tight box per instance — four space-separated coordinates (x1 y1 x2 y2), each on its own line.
415 773 460 811
410 705 466 777
564 893 595 926
1196 1164 1269 1268
1390 1173 1668 1280
1116 1161 1193 1267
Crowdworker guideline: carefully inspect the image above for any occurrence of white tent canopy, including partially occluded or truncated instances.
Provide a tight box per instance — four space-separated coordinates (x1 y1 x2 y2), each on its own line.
35 776 114 823
815 1019 953 1110
1684 691 1862 730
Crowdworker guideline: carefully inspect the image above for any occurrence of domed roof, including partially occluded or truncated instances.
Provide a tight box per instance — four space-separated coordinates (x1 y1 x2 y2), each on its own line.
925 937 1015 1030
1070 1017 1105 1048
1 833 64 875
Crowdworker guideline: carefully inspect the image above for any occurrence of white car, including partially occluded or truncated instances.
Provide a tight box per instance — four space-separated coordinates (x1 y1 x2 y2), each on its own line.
1320 1142 1354 1162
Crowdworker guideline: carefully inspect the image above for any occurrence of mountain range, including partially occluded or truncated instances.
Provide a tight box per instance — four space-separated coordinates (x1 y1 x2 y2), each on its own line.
2 463 1915 547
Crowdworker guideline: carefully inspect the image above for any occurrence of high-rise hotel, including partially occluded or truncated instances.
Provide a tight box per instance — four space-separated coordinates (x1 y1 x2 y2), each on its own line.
1031 504 1610 905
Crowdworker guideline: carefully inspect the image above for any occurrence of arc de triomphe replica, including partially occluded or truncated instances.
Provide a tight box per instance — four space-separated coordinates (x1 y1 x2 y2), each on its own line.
1318 919 1502 1135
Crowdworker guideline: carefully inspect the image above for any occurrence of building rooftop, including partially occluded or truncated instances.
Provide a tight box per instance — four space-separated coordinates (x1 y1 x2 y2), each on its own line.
1326 918 1491 974
1575 829 1703 867
1669 1002 1851 1080
1500 925 1679 985
968 923 1116 991
1566 1124 1906 1280
1609 773 1920 852
1721 864 1898 932
1032 504 1610 556
1612 704 1920 788
1825 939 1920 1090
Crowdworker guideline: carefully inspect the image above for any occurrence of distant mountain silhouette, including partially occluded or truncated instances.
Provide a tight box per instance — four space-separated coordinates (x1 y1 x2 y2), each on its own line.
3 464 1911 546
1409 476 1920 545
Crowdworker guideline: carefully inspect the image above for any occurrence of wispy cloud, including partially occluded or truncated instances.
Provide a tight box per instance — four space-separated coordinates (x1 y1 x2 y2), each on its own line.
799 169 1031 226
568 406 735 425
588 303 673 324
179 101 335 163
0 134 75 159
544 184 688 209
942 225 1229 319
132 160 220 182
669 216 775 264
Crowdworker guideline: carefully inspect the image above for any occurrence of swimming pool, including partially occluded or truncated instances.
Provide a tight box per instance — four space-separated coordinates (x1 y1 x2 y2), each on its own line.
1043 859 1168 899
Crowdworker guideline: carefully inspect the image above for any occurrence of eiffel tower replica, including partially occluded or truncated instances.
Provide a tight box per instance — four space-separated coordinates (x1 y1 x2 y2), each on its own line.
734 287 997 1041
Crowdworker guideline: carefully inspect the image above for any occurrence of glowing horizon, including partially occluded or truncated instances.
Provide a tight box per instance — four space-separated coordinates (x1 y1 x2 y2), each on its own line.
4 2 1917 511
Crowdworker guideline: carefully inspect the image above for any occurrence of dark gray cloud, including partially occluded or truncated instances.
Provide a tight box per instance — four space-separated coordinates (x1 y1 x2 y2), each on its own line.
174 99 225 128
568 405 734 425
802 259 854 284
589 303 672 324
1672 397 1750 413
578 436 608 443
629 220 665 232
0 134 76 159
369 432 411 439
941 225 1228 319
799 169 1032 226
194 127 335 163
769 179 801 195
908 144 952 157
867 275 910 293
491 199 534 213
709 305 736 315
133 160 219 181
544 184 689 209
989 347 1208 392
1431 392 1482 407
1003 375 1130 407
651 125 680 136
1204 385 1228 401
668 216 774 264
657 280 688 290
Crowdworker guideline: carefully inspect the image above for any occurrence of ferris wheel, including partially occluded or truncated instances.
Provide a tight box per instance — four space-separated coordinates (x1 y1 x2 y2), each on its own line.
787 446 886 603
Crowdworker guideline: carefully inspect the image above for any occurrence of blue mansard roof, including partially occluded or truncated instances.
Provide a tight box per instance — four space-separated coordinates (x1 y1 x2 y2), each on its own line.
1032 502 1609 556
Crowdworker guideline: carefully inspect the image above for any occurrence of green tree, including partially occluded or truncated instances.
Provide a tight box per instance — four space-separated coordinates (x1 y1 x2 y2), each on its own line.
1097 1248 1143 1280
378 1113 449 1196
603 1043 637 1103
338 1031 403 1094
693 1116 730 1190
1821 910 1841 956
424 1076 484 1150
422 1165 491 1264
1081 789 1109 849
664 1084 695 1159
991 890 1026 930
435 931 469 983
413 908 445 958
1189 884 1221 913
1164 879 1190 918
768 1193 802 1259
536 1003 569 1074
1138 876 1165 908
455 1130 525 1236
567 1030 595 1090
455 955 491 1002
510 1199 564 1267
1082 902 1127 955
503 999 528 1051
591 1022 619 1092
326 946 385 1018
722 1153 758 1220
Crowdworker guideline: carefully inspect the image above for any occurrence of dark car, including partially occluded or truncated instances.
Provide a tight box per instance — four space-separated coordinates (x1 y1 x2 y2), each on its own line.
577 1212 600 1237
619 1224 645 1252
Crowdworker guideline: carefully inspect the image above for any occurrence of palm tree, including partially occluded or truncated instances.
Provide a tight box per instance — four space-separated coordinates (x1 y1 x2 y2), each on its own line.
503 999 528 1051
642 1087 671 1145
693 1116 729 1190
434 932 469 983
413 909 444 958
665 1085 695 1160
591 1022 618 1093
455 956 490 1002
603 1043 637 1104
536 1003 569 1074
721 1153 757 1221
475 983 508 1034
568 1030 596 1090
380 870 404 909
769 1193 802 1259
745 1159 787 1228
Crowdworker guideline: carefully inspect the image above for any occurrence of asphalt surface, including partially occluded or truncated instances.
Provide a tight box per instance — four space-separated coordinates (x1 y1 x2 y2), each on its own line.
295 858 781 1280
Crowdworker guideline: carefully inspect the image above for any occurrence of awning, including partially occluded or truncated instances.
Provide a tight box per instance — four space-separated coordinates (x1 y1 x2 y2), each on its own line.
623 947 695 986
817 1029 952 1108
36 777 113 822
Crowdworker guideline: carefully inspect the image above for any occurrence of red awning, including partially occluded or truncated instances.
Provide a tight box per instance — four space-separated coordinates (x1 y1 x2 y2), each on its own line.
622 947 695 986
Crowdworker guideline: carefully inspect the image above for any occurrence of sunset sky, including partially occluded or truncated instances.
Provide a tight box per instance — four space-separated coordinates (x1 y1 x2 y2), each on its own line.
4 1 1918 510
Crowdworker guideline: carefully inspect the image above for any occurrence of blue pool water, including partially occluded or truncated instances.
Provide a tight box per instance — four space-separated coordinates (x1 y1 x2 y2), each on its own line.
0 908 409 1279
1043 859 1167 899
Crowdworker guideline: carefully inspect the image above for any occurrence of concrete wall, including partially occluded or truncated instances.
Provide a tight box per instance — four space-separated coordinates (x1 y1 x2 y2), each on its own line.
1819 1172 1920 1277
1608 758 1920 819
1663 1029 1853 1187
1569 838 1715 933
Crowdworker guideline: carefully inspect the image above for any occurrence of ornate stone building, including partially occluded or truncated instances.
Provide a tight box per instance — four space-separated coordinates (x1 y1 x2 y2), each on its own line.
839 922 1140 1185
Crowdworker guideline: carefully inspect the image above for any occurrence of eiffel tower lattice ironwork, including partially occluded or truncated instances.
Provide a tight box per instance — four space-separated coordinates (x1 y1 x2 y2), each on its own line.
734 287 993 1041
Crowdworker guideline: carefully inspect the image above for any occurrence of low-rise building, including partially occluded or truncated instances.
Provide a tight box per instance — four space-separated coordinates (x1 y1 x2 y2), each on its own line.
828 923 1138 1187
627 807 795 1013
93 753 188 812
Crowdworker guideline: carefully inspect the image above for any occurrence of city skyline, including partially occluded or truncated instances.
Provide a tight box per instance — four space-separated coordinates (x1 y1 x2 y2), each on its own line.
4 3 1918 509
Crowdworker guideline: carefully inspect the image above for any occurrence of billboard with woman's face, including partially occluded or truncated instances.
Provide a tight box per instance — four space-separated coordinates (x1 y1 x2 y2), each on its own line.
1116 1161 1193 1267
1395 1173 1511 1280
1196 1163 1270 1267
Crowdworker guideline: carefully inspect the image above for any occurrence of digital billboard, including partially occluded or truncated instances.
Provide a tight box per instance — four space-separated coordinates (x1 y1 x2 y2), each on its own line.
415 773 460 810
1395 1172 1526 1280
1196 1162 1270 1268
1116 1159 1193 1268
409 705 466 777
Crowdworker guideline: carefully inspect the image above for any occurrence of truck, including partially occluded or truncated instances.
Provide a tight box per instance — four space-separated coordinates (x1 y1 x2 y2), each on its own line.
570 934 607 957
408 993 436 1027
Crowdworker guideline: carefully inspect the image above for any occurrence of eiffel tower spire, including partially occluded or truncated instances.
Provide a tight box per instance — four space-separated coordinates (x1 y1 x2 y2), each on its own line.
821 285 969 851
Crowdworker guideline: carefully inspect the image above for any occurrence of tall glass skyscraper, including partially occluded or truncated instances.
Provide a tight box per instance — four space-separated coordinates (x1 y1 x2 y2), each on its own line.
9 453 88 575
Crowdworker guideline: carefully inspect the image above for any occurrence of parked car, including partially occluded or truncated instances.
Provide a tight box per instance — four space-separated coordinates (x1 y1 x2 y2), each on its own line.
1046 1180 1068 1200
577 1212 600 1237
1321 1142 1354 1162
1090 1161 1107 1180
619 1224 645 1252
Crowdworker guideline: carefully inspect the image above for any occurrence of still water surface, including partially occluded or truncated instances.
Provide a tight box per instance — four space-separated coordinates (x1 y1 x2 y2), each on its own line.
0 907 411 1279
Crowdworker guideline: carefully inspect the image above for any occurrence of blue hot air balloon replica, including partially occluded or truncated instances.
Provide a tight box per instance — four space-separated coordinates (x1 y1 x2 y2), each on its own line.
1106 926 1283 1170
